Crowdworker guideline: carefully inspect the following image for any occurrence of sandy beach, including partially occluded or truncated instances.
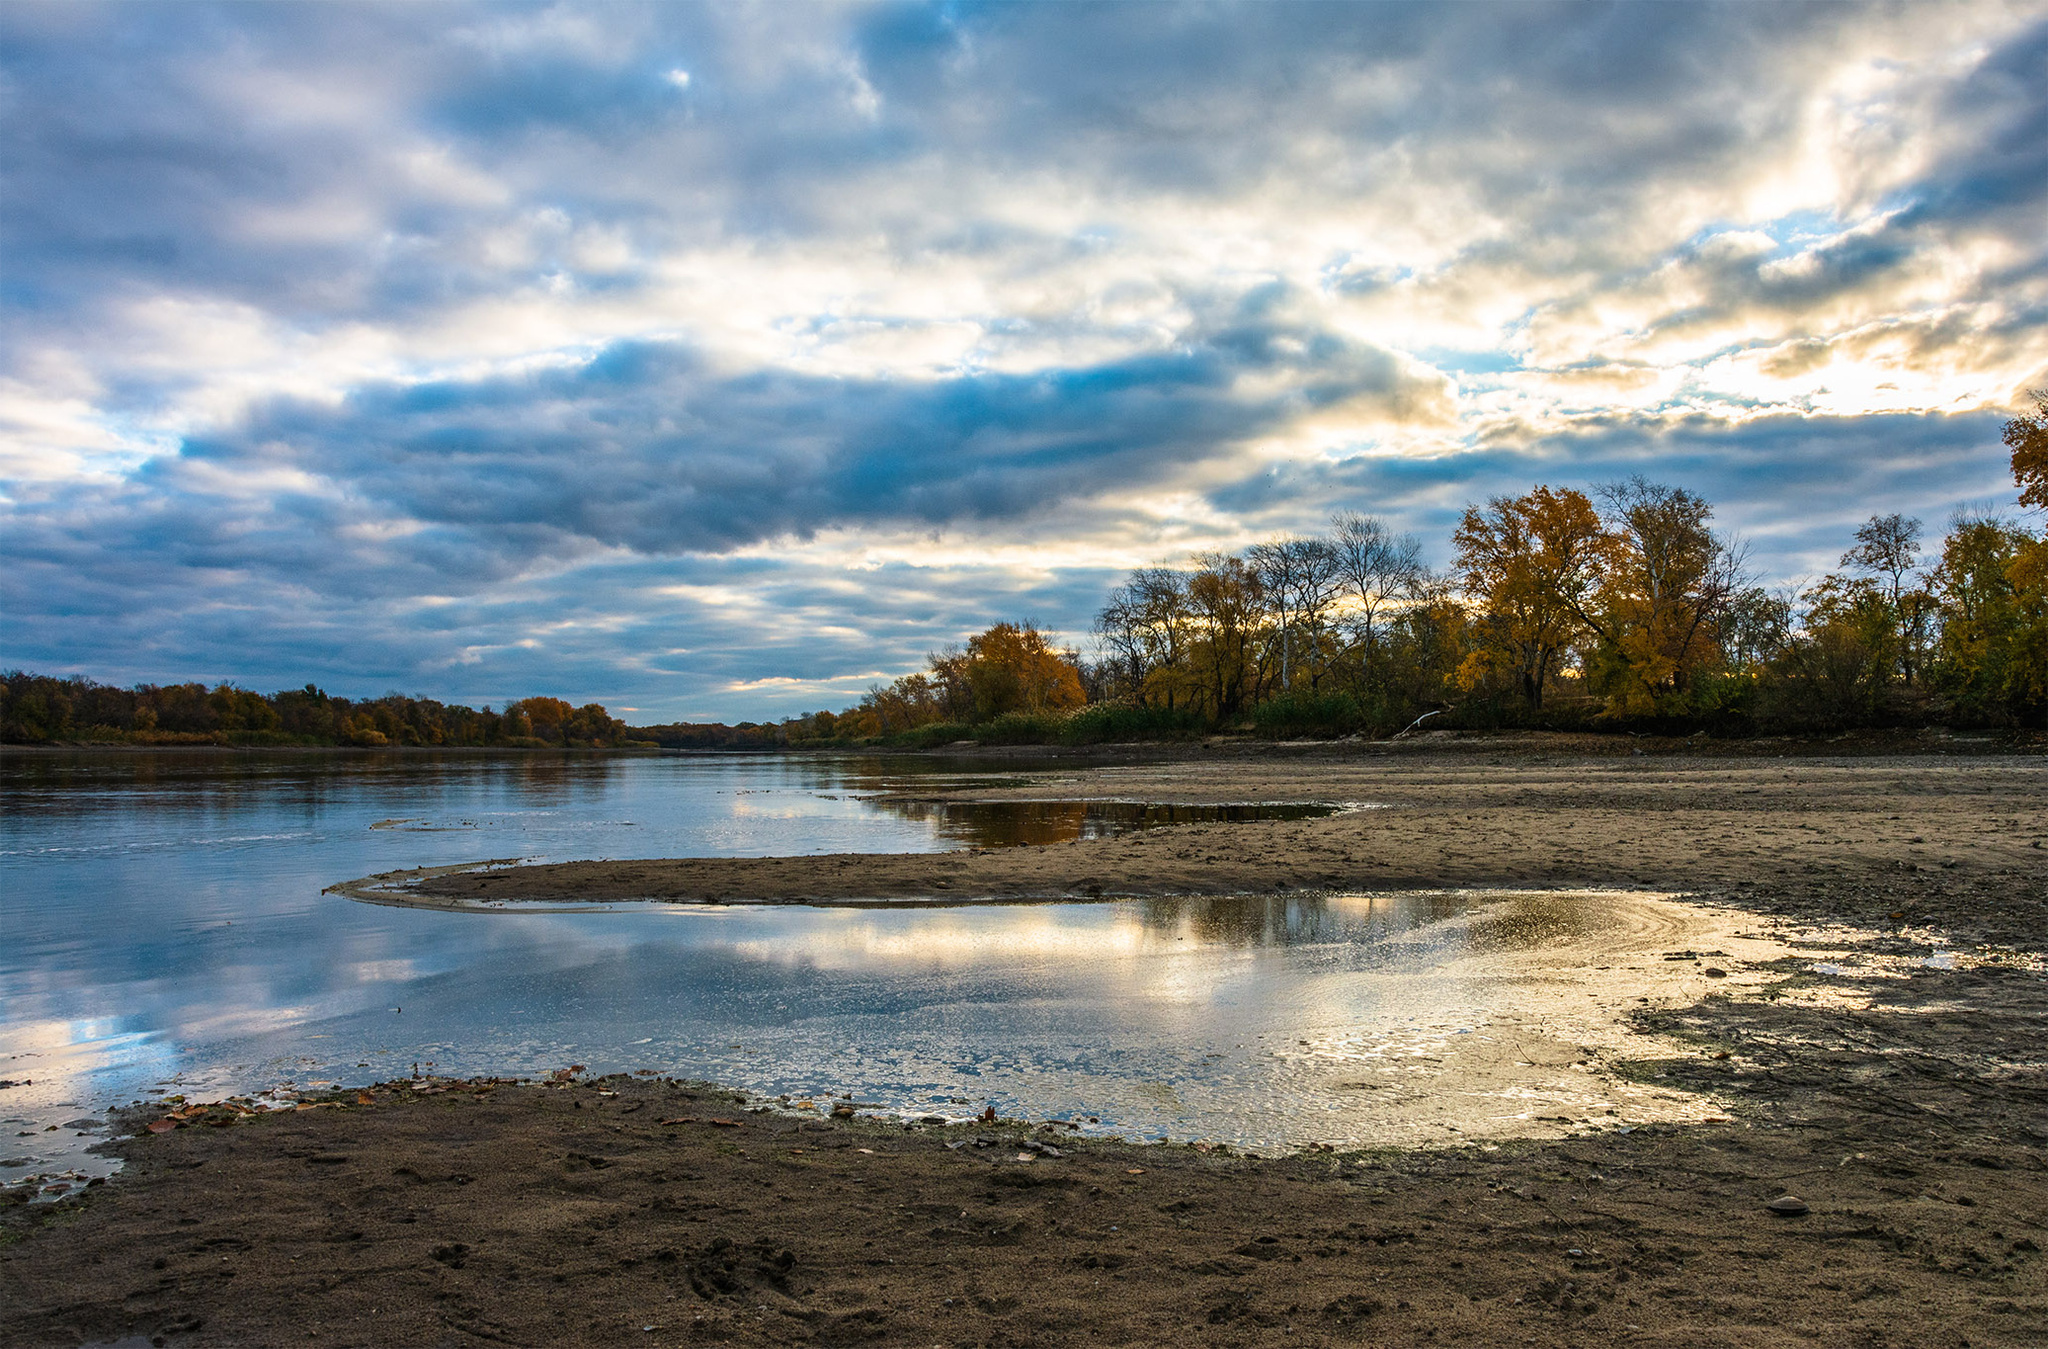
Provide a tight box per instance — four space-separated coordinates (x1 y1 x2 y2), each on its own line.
5 735 2046 1347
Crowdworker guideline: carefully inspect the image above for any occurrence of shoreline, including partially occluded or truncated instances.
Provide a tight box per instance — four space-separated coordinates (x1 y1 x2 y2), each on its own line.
341 749 2046 950
5 724 2042 758
7 745 2047 1346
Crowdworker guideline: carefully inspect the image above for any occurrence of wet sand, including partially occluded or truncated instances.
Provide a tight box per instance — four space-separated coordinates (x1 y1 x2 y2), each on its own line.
337 737 2046 947
6 737 2047 1347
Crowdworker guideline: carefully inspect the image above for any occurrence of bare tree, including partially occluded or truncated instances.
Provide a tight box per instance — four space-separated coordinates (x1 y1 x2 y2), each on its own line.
1250 535 1341 690
1331 511 1424 677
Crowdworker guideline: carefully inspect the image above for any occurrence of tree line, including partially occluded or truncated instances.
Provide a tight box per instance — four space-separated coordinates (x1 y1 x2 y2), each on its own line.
0 677 637 748
9 398 2043 749
786 396 2047 744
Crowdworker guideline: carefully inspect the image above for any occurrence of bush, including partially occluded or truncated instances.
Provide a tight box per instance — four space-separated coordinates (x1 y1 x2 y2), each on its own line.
1251 689 1367 739
1058 703 1206 744
890 721 976 749
973 711 1066 745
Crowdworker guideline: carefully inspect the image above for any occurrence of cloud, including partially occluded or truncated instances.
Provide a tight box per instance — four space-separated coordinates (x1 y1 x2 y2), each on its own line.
2 2 2043 718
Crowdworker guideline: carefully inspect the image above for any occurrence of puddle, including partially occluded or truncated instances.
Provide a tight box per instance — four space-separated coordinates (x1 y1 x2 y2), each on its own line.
865 798 1348 848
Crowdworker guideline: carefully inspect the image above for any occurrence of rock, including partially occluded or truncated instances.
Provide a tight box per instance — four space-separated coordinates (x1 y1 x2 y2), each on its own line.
1703 967 1728 978
829 1103 855 1120
1766 1195 1811 1216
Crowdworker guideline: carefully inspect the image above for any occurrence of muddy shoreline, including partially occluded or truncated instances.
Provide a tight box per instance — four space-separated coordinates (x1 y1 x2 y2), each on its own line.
355 743 2045 945
6 742 2047 1347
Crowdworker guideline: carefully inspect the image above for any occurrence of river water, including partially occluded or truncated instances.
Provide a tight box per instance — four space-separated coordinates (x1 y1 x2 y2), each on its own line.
3 750 1687 1187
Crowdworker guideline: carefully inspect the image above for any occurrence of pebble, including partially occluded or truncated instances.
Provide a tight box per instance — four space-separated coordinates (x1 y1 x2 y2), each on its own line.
1766 1195 1811 1216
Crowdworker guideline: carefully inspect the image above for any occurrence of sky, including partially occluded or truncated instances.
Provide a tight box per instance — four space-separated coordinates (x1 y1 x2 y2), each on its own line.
3 1 2044 722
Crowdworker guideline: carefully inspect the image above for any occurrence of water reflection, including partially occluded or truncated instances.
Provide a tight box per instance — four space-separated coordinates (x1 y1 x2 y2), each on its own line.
3 752 1687 1181
875 799 1339 848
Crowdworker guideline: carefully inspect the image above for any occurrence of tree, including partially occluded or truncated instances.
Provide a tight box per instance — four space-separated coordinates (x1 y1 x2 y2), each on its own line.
1098 568 1200 710
1842 512 1932 685
1187 552 1267 719
1927 510 2048 724
1452 486 1606 711
2004 389 2048 511
1577 478 1743 715
1249 535 1341 690
1330 511 1424 683
956 622 1085 721
1717 587 1793 670
508 696 574 743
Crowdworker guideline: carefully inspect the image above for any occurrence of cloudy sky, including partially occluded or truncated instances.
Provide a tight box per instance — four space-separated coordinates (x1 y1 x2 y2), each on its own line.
4 1 2043 721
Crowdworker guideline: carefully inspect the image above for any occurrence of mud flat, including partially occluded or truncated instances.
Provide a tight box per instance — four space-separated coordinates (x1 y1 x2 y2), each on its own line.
5 740 2047 1346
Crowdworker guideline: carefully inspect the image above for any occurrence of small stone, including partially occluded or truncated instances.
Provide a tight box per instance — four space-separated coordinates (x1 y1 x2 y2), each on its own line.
1703 968 1728 978
1766 1195 1810 1216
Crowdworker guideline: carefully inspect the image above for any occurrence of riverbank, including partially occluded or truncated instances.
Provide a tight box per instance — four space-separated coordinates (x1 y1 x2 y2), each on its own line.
6 742 2046 1346
349 743 2046 947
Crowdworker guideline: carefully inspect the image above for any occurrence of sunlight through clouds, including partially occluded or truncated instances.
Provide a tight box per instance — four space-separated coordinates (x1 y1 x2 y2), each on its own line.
2 1 2042 717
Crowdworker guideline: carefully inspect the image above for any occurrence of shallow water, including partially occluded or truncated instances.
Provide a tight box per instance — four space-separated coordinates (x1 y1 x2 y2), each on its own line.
3 751 1695 1189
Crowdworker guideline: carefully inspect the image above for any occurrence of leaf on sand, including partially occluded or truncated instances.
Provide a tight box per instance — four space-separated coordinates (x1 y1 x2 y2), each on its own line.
356 1093 375 1105
147 1118 179 1134
1126 1168 1146 1174
659 1117 697 1126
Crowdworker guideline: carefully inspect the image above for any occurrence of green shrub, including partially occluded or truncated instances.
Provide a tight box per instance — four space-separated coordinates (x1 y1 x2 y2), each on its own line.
973 711 1065 745
1252 689 1366 739
1058 703 1206 744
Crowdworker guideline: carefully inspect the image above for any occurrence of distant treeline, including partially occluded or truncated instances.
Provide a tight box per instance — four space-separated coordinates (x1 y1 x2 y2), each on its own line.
0 678 639 748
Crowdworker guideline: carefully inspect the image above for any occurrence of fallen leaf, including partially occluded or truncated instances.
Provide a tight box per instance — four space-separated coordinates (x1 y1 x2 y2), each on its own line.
146 1118 178 1134
1126 1168 1146 1175
356 1093 375 1105
659 1117 697 1126
856 1148 874 1155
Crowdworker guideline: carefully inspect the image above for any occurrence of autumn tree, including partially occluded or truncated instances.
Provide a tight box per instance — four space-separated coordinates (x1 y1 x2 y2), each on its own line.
1574 478 1743 715
1187 552 1269 719
2004 389 2048 511
955 622 1085 721
508 696 575 743
1453 486 1606 711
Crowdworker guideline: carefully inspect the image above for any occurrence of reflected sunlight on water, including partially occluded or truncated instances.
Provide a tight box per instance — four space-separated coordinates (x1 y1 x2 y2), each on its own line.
3 752 1727 1189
